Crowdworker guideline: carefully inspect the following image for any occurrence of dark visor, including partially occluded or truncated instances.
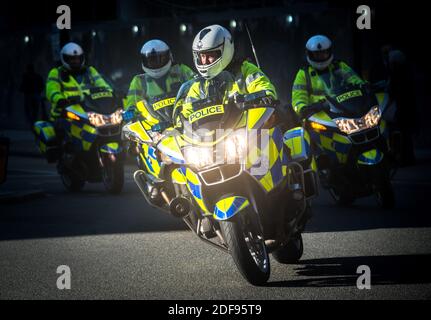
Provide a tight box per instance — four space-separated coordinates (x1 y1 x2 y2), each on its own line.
142 50 171 69
63 54 84 65
307 48 332 62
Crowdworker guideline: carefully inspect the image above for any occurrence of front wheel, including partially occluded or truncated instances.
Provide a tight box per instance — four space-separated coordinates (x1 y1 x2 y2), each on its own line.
102 161 124 194
220 209 270 286
329 187 355 206
375 179 395 209
61 171 85 192
272 233 303 264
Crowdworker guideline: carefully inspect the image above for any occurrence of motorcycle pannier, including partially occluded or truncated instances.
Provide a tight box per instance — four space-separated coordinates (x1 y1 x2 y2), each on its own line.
33 121 60 163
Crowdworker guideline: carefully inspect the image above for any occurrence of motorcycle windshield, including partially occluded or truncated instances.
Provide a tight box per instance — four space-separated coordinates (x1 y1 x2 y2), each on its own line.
83 91 121 114
182 97 243 145
316 69 377 118
146 93 177 123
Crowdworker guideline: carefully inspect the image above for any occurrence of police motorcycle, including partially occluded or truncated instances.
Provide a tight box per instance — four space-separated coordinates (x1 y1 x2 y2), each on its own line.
122 91 181 210
302 70 395 208
132 85 318 285
34 88 125 193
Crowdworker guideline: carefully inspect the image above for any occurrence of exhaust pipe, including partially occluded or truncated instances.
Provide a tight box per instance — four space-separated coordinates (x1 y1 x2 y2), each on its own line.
169 196 191 218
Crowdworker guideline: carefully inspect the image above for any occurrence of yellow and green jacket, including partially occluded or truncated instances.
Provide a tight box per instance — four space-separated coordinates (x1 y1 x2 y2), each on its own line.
46 66 111 120
292 61 365 115
174 60 277 124
126 64 195 125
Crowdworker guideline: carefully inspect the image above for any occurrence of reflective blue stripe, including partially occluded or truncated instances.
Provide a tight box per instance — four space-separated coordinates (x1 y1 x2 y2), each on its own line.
189 182 202 199
283 129 303 142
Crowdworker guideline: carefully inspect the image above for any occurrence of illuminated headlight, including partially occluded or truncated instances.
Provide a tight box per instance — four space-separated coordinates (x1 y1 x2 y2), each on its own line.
184 146 214 169
225 129 247 164
88 109 123 127
335 106 381 135
111 109 123 125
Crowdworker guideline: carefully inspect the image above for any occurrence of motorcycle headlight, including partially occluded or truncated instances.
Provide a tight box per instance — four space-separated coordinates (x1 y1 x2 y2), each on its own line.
111 109 123 125
88 112 106 127
363 106 381 128
88 109 123 127
184 146 214 169
225 129 247 164
335 106 381 135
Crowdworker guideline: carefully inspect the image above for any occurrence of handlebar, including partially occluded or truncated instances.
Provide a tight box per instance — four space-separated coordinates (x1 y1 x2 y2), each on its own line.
299 101 330 120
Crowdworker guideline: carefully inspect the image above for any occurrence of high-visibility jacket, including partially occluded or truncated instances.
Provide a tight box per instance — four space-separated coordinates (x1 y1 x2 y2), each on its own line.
291 61 365 115
126 64 195 124
46 66 111 120
174 60 277 123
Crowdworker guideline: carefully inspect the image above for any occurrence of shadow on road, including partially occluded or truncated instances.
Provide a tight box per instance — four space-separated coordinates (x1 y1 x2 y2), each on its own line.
267 254 431 288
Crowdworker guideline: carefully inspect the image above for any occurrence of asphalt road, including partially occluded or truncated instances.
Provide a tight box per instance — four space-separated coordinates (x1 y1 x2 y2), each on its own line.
1 154 431 299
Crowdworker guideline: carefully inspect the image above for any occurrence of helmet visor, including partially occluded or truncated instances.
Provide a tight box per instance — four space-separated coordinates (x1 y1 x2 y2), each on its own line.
196 49 222 66
307 48 332 63
63 54 84 70
142 50 171 69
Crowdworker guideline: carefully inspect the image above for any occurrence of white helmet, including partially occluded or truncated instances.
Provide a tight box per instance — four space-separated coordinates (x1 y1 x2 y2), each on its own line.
140 39 173 79
306 35 333 71
60 42 85 71
192 25 234 79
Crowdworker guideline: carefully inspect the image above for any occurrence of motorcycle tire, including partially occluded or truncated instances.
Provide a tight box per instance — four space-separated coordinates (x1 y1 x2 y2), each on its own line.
375 179 395 210
102 162 124 194
61 171 85 192
272 233 304 264
220 209 270 286
329 187 355 206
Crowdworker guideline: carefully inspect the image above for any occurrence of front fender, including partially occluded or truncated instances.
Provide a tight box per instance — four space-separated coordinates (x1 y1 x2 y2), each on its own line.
99 142 122 154
213 196 250 221
357 149 384 165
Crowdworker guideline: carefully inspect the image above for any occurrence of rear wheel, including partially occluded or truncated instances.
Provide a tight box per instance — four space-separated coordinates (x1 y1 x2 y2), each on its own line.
220 208 270 286
272 233 303 264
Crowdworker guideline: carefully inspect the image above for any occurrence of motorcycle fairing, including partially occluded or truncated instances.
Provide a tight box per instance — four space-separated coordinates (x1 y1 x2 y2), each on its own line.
34 121 56 154
140 143 161 176
357 149 384 165
180 167 210 214
245 123 288 193
309 128 352 164
283 127 312 162
213 196 250 221
99 142 122 154
125 121 153 143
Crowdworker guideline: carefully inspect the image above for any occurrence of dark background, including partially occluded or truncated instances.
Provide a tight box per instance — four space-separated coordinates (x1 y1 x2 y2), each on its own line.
0 0 429 144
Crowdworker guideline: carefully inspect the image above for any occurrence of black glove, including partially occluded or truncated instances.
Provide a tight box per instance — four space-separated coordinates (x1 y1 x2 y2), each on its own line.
299 101 329 120
56 99 71 109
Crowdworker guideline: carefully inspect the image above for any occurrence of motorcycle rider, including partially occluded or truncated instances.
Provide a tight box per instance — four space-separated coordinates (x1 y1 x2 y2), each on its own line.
292 35 366 120
173 24 277 127
172 25 311 247
124 39 195 202
124 39 195 124
46 42 112 122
